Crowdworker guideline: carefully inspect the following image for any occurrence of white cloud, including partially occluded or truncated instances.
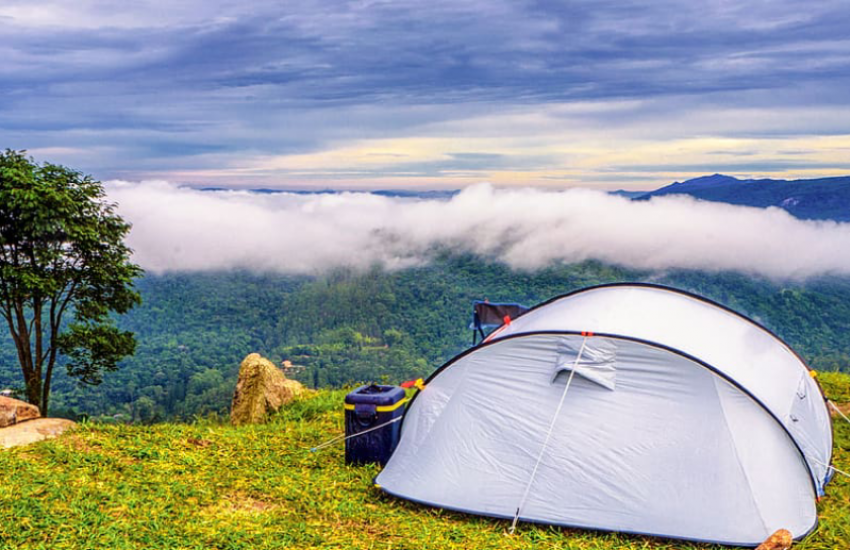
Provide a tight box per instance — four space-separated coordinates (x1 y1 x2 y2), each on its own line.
106 180 850 280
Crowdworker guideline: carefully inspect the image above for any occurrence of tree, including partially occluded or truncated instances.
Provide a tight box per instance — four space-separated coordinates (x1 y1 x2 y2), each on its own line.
0 150 142 415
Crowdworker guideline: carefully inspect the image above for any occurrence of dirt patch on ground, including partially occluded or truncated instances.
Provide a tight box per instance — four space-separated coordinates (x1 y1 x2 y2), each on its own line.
186 437 214 448
226 494 277 513
197 492 279 518
61 433 98 453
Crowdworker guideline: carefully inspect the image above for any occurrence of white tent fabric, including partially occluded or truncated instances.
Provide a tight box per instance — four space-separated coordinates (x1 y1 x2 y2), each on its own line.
375 284 831 546
491 284 832 493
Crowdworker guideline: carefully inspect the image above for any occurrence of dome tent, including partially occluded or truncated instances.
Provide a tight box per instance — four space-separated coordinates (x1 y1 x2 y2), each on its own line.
375 283 833 547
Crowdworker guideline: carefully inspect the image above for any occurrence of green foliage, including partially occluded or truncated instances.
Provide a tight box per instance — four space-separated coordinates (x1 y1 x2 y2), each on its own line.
2 384 850 549
58 321 136 385
816 372 850 403
0 150 142 414
3 254 850 421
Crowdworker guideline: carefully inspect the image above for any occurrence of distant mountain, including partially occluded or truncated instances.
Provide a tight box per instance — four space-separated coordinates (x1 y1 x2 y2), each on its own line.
197 176 850 220
371 189 459 199
610 189 650 199
638 174 850 221
196 187 338 194
196 187 459 200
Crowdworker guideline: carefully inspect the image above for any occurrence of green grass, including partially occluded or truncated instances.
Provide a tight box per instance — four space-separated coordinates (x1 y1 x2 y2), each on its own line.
2 381 850 550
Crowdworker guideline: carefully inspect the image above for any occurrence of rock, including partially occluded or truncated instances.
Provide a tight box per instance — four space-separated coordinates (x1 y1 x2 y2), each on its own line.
0 418 75 449
231 353 308 426
755 529 793 550
0 396 41 428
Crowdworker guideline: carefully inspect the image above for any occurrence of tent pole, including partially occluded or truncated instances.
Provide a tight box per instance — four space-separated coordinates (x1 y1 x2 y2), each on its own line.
510 336 588 534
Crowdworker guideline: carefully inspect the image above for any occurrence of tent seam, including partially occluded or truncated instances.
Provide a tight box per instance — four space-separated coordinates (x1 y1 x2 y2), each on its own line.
712 375 770 537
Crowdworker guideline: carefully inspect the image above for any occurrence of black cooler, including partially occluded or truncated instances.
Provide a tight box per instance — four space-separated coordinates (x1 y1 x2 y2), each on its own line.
344 384 406 466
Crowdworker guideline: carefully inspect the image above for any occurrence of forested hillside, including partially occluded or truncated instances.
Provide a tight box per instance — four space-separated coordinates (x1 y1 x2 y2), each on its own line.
2 257 850 422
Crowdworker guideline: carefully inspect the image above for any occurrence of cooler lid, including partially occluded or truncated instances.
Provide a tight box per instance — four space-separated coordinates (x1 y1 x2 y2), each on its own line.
345 384 406 406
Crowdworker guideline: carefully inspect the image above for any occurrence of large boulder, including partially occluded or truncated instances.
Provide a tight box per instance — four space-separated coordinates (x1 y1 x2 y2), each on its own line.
231 353 307 426
0 396 40 428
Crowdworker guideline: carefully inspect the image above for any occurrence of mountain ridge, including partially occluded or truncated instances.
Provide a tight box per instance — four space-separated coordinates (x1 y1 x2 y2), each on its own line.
638 173 850 221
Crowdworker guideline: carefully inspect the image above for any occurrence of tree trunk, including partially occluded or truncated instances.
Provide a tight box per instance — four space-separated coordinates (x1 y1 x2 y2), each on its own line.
21 364 42 411
6 320 41 411
26 381 42 411
5 316 43 412
41 358 55 417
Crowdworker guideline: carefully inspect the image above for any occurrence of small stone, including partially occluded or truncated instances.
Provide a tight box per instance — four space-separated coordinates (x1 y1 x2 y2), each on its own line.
755 529 793 550
0 396 40 428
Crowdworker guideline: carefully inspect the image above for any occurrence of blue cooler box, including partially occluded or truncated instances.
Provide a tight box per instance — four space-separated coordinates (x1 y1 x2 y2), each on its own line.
344 384 406 466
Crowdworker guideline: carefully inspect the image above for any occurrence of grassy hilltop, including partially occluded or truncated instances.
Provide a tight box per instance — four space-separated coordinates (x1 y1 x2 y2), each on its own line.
2 374 850 550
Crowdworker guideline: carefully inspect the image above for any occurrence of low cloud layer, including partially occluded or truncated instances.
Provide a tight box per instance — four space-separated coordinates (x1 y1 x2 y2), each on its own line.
106 181 850 280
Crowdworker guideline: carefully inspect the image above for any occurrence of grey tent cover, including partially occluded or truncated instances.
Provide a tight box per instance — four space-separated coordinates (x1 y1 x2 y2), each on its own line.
375 284 832 547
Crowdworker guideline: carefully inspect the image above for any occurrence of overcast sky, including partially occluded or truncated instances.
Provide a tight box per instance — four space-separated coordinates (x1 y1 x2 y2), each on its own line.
3 1 850 189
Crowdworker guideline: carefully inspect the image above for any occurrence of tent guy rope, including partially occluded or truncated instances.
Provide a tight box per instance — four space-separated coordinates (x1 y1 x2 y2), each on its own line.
309 416 402 453
807 454 850 482
829 399 850 427
509 336 588 534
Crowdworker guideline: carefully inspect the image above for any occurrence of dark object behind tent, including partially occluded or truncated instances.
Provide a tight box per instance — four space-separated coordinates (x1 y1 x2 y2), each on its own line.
344 385 406 466
471 301 530 344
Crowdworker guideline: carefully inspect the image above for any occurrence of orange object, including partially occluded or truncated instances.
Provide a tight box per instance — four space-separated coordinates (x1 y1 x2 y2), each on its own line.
401 378 426 390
